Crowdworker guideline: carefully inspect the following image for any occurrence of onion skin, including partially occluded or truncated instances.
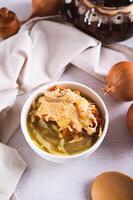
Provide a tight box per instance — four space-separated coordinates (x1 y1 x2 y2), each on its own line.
104 61 133 101
126 104 133 135
32 0 63 17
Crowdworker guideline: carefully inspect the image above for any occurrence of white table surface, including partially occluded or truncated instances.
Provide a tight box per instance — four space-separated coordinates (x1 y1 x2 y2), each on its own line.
0 1 133 200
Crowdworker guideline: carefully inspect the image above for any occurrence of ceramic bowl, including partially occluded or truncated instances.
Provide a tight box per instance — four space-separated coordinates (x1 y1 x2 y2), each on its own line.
21 81 109 163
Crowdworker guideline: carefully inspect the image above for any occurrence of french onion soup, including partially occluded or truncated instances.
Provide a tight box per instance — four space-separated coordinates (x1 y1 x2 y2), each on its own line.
27 86 104 156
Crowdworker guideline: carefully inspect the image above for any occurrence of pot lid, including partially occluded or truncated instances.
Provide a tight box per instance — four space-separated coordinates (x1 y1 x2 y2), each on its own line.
90 0 133 7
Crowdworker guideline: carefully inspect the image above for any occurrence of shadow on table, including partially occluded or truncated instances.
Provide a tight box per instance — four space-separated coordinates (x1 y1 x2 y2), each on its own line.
84 180 93 200
101 113 133 157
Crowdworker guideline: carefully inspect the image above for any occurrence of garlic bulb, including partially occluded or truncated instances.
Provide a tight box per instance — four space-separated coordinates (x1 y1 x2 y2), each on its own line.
126 104 133 135
104 61 133 101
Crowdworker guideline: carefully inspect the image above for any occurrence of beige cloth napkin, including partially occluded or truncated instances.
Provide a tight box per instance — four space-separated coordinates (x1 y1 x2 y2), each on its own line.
0 143 26 200
0 16 132 200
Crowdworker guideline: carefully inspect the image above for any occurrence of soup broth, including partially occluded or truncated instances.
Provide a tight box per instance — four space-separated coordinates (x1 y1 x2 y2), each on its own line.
27 86 104 156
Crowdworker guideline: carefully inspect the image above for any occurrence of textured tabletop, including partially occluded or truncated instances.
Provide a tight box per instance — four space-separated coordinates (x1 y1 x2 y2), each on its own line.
9 67 133 200
0 1 133 200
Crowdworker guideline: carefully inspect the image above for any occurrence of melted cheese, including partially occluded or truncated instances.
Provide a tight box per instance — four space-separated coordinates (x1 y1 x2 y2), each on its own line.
37 88 98 135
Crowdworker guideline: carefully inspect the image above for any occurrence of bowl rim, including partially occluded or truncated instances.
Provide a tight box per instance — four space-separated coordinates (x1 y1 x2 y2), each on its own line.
21 81 109 160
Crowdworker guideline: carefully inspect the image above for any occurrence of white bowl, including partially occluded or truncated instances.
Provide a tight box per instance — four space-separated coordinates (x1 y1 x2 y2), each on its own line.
21 81 109 163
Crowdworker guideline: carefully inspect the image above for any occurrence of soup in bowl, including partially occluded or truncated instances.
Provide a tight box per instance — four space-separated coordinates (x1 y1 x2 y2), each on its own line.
21 81 109 163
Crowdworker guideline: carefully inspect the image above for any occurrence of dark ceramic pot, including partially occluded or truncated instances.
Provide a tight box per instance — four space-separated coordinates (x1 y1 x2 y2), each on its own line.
60 0 133 43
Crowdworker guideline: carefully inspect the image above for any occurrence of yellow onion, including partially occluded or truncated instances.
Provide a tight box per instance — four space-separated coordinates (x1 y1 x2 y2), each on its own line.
0 7 20 39
104 61 133 101
126 104 133 135
31 0 63 17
